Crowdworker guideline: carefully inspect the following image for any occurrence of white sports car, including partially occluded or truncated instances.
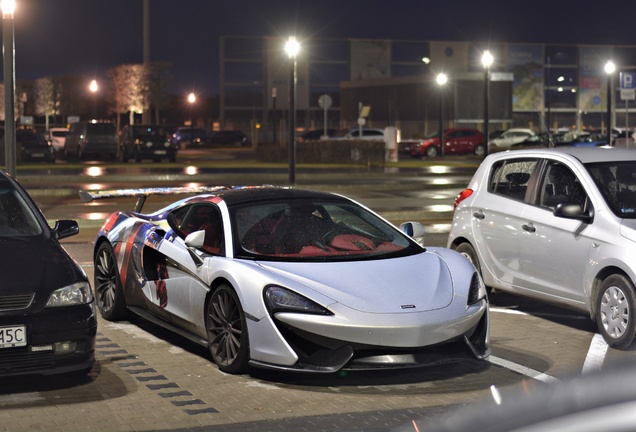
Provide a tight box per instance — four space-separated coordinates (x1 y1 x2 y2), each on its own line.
81 186 489 374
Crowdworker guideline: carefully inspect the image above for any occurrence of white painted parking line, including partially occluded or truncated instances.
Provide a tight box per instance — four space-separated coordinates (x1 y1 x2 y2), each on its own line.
582 333 609 375
489 355 561 384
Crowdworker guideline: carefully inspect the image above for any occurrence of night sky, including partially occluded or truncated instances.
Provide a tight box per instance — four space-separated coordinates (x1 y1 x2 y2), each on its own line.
3 0 636 96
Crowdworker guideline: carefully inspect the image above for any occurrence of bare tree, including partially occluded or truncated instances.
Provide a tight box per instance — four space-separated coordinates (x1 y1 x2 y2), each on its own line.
33 77 64 130
106 64 149 132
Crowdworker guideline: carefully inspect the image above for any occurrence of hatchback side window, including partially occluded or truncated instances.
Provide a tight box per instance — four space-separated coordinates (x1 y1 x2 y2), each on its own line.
488 159 537 201
539 162 588 210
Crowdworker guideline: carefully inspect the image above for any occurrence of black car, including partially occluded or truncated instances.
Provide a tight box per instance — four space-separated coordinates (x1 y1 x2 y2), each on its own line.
204 130 249 147
0 129 56 163
298 129 338 142
119 124 178 162
0 171 96 376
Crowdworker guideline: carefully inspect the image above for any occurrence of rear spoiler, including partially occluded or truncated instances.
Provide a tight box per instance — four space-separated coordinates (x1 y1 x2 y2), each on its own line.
79 186 231 212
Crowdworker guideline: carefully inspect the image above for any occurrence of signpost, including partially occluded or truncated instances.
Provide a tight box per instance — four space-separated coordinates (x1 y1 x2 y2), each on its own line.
620 72 636 136
318 94 332 139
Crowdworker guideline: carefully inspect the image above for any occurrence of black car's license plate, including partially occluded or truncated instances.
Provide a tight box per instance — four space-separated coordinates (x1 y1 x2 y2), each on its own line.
0 325 27 348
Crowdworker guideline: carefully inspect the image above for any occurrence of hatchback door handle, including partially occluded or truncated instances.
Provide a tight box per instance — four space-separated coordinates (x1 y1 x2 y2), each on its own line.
522 223 536 233
473 211 485 220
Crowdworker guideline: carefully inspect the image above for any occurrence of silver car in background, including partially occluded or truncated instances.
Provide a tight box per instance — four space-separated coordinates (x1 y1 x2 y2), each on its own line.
448 147 636 349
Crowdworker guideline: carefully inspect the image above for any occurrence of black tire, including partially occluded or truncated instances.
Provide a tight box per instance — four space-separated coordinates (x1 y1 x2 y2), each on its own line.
425 146 439 158
474 144 486 157
134 148 142 163
596 274 636 349
454 242 491 294
94 242 128 321
206 284 250 374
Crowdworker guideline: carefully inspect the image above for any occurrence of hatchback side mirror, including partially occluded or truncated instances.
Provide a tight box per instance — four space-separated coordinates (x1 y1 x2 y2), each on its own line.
554 202 593 224
53 220 79 240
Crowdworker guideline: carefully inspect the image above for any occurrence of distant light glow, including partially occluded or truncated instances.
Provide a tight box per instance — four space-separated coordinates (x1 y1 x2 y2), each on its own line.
285 37 300 58
481 50 493 68
605 61 616 75
436 73 448 86
185 166 198 175
84 167 105 177
1 0 16 16
188 93 196 104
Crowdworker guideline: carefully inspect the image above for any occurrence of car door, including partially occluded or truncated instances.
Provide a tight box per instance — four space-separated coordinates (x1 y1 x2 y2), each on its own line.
469 158 539 289
515 160 594 305
444 130 465 154
153 203 225 331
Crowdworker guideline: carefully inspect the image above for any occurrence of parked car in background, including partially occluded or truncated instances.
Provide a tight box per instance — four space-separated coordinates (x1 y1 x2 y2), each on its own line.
333 127 386 141
488 128 536 152
553 131 608 147
15 129 56 163
204 130 249 147
119 125 178 163
448 147 636 349
169 126 207 149
409 128 485 158
298 129 338 142
82 185 489 374
0 171 96 376
45 127 69 153
614 129 635 148
64 121 117 160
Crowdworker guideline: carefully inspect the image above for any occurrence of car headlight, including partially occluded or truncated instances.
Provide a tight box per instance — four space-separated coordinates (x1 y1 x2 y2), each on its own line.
467 272 487 305
46 281 93 307
264 286 332 315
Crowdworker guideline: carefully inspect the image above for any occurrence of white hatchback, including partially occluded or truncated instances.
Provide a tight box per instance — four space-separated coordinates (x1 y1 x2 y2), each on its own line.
488 128 536 151
448 147 636 349
46 127 69 153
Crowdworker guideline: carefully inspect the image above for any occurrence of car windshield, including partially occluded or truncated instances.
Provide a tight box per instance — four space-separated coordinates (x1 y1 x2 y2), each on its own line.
134 126 166 138
0 186 43 237
233 200 418 261
586 161 636 218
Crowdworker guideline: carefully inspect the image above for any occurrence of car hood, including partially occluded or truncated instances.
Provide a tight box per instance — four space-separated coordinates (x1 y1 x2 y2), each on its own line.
256 252 453 313
1 237 86 308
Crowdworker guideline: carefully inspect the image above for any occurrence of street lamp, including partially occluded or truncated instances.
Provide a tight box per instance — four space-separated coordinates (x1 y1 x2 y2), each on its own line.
436 73 447 157
188 92 196 148
605 60 616 145
89 79 98 119
285 36 299 184
2 0 16 177
482 50 493 157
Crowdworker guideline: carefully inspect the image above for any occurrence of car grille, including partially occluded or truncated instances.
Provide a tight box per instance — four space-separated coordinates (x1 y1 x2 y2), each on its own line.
0 293 34 311
0 348 54 374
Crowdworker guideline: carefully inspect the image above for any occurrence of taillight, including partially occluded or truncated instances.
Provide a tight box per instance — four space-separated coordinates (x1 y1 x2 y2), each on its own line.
454 188 473 209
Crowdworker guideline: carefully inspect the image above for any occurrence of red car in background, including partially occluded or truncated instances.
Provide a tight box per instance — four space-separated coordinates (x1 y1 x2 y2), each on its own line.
407 128 485 158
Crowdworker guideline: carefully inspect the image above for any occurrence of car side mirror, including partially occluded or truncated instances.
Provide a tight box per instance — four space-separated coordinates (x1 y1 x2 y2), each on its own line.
185 230 206 266
399 221 426 246
553 202 593 223
53 220 79 240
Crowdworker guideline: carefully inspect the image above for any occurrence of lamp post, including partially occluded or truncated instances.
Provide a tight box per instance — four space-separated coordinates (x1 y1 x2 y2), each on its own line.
482 50 493 157
285 36 299 184
605 61 616 145
89 79 98 119
2 0 16 177
436 73 447 157
188 92 196 147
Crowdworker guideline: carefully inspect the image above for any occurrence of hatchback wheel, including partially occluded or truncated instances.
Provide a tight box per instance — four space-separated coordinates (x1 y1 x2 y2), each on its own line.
206 284 250 374
94 242 128 321
596 274 636 349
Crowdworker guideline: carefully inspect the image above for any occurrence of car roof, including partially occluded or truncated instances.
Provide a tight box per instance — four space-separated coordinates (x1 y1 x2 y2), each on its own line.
213 187 350 207
489 146 636 163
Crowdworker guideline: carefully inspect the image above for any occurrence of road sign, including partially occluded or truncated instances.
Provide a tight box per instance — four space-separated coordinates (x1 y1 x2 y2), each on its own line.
621 89 635 100
620 72 636 89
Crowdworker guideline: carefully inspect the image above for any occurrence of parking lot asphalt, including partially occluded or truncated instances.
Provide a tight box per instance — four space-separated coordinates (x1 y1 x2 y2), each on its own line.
0 151 498 431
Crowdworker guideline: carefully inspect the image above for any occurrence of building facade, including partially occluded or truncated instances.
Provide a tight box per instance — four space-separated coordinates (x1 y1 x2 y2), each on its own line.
219 36 636 143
